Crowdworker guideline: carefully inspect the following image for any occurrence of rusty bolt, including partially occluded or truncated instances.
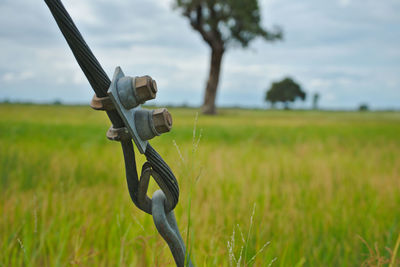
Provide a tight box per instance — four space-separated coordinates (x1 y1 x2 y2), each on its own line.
134 76 157 103
152 108 172 134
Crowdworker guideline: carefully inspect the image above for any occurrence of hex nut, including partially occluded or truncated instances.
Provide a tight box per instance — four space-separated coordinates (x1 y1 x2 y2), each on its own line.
152 108 172 134
134 76 157 103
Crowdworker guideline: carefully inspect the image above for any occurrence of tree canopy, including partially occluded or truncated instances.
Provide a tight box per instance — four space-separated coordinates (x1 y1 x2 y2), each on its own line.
175 0 282 114
265 77 306 109
175 0 282 49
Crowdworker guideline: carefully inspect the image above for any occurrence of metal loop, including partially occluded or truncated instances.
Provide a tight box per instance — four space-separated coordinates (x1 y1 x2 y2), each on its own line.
136 162 175 214
152 190 193 267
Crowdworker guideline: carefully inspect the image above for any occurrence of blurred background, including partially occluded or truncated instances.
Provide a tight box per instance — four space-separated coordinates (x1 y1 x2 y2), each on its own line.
0 0 399 110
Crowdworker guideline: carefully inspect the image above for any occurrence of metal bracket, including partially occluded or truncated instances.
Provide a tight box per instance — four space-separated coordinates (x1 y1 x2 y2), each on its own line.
90 94 115 111
108 67 149 154
106 126 131 142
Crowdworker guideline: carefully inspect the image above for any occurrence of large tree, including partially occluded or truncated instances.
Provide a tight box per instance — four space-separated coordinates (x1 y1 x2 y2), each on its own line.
175 0 282 114
265 77 306 109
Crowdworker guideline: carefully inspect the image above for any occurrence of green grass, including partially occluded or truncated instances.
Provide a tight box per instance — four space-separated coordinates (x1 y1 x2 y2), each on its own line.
1 104 399 266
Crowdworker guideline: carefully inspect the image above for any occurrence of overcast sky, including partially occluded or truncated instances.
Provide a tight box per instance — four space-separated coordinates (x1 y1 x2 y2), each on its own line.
0 0 399 109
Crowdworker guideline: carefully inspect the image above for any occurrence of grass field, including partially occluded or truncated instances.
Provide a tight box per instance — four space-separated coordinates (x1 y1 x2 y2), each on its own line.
1 104 399 266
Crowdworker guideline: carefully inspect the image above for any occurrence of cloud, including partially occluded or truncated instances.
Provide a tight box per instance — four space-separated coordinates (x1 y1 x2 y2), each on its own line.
338 0 351 7
2 71 34 82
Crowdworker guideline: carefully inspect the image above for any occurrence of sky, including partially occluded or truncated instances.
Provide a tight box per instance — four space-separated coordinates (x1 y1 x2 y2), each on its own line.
0 0 399 109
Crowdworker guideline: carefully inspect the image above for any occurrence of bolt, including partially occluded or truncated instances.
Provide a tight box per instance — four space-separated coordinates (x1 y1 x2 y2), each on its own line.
152 108 172 134
134 76 157 103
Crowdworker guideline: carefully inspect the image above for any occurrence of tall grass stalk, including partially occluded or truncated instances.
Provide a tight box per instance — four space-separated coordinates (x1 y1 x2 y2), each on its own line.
185 112 202 266
389 232 400 267
244 203 256 263
227 204 272 266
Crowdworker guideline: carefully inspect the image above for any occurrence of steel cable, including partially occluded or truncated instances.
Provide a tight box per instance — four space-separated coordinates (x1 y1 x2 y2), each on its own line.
44 0 179 210
44 0 124 128
145 144 179 210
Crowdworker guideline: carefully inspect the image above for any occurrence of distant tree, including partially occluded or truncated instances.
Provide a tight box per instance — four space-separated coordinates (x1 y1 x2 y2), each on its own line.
265 77 306 109
312 92 320 110
53 99 62 105
358 103 369 111
174 0 283 114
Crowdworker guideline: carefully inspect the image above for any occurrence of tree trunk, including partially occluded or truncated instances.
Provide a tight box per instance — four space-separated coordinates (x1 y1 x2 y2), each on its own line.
284 101 290 110
202 47 224 115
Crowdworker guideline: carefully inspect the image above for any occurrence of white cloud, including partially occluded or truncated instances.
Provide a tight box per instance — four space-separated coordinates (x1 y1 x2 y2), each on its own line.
66 0 102 26
2 71 34 82
338 0 351 7
2 73 15 82
309 79 332 90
